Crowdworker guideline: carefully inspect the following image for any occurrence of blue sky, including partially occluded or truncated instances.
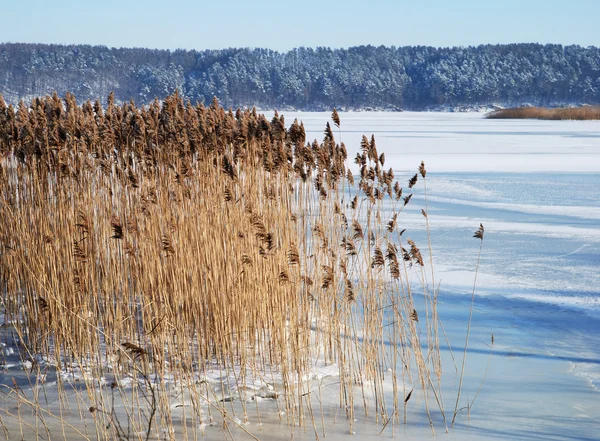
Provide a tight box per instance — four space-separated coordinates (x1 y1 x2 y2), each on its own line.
3 0 599 51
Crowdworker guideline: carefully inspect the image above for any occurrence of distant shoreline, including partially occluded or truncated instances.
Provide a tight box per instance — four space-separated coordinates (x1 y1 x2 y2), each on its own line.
2 43 599 111
486 106 600 120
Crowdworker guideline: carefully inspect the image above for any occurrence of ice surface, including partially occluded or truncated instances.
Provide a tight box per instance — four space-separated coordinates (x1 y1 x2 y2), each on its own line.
271 111 600 438
269 111 600 172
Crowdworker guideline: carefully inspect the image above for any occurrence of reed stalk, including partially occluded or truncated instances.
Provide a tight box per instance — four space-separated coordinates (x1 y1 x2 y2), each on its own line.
0 92 477 439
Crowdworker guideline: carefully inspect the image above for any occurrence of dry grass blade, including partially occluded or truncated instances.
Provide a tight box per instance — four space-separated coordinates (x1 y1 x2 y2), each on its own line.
352 220 364 240
122 342 147 357
321 265 334 290
75 210 89 234
73 241 88 262
453 222 487 427
301 275 314 286
224 186 234 202
251 213 267 237
408 174 418 189
345 278 355 302
38 296 49 311
347 169 355 185
371 247 385 269
128 168 139 188
222 155 237 180
394 182 402 200
407 239 424 266
110 215 124 239
474 223 485 240
161 233 175 256
331 108 341 128
279 270 290 284
410 309 419 322
387 213 397 232
345 237 358 256
287 244 300 265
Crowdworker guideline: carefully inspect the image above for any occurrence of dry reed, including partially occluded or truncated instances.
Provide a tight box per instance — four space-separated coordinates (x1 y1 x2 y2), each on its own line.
0 92 477 440
486 106 600 120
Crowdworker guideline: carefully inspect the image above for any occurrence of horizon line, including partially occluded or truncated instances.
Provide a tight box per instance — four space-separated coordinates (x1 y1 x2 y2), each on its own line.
1 41 598 53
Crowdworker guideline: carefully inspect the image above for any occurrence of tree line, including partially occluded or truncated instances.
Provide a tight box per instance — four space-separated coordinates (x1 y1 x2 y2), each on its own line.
1 42 599 110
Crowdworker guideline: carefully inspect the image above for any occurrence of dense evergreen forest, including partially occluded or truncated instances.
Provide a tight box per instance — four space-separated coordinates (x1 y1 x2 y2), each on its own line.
1 42 599 110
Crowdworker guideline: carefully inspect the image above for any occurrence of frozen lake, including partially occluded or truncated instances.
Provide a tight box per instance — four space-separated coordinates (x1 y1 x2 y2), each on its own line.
273 111 600 173
269 111 600 440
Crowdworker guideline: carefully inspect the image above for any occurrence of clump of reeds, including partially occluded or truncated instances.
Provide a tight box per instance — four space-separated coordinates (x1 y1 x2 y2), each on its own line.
0 92 477 440
486 106 600 120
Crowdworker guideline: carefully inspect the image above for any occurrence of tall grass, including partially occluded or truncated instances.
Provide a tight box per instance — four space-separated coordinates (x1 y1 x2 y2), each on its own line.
0 92 475 440
486 106 600 120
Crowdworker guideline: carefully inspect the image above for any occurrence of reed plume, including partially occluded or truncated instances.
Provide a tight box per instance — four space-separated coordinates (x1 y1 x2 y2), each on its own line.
0 93 473 440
